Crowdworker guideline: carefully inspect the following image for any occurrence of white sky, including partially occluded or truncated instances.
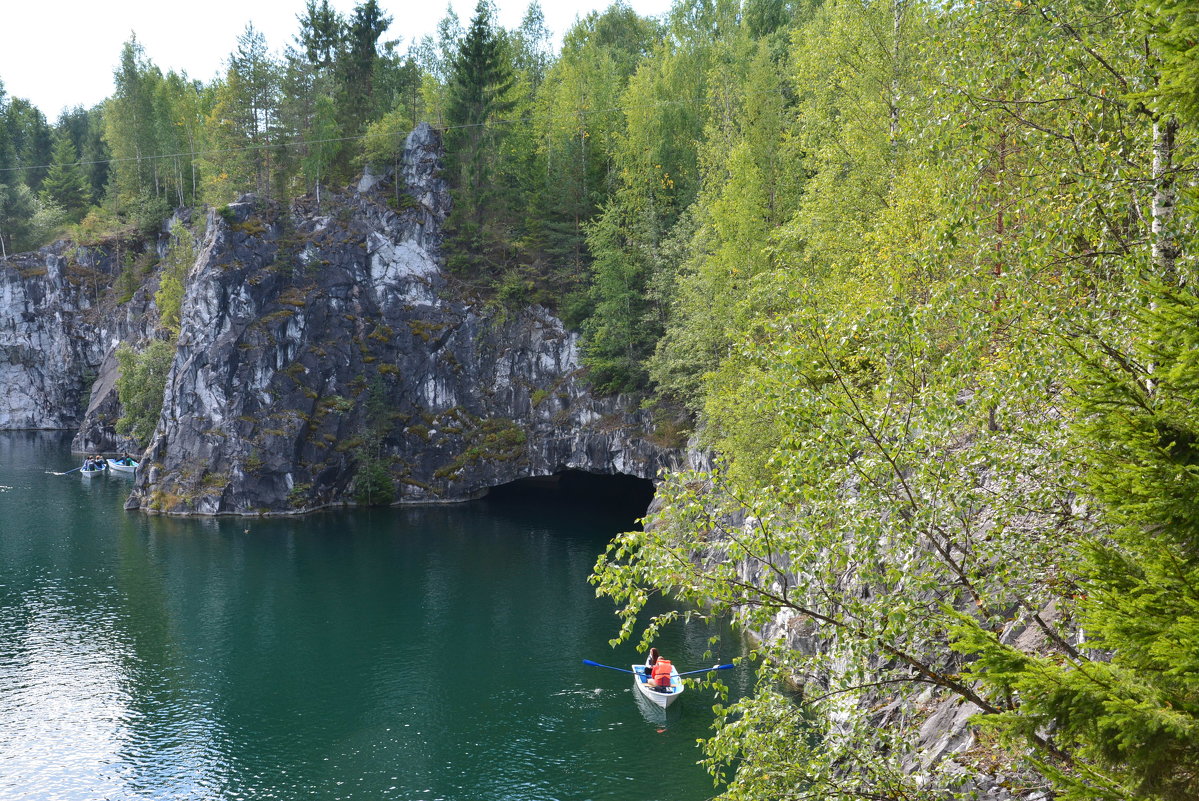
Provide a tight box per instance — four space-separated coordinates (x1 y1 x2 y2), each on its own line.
1 0 675 120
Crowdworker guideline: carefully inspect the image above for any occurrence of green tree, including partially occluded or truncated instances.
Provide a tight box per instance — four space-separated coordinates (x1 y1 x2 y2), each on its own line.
951 285 1199 801
202 24 280 203
0 182 35 256
412 6 463 127
336 0 392 138
155 221 197 335
3 98 52 190
581 1 731 392
530 4 659 280
104 37 167 211
115 339 176 447
442 0 517 278
40 129 91 220
297 0 344 68
57 105 111 204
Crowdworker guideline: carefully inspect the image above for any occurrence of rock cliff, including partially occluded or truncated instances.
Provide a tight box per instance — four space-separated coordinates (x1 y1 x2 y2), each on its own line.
0 241 132 433
119 124 679 514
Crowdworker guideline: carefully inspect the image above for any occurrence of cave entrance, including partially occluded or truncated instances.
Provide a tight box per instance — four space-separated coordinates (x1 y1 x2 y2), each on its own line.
483 470 655 527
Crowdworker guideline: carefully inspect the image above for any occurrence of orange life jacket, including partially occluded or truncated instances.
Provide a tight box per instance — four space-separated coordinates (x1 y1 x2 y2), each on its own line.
651 659 673 687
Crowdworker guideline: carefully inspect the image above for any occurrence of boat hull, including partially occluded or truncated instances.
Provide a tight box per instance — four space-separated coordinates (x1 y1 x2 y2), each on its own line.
633 664 683 708
106 459 138 474
80 466 104 477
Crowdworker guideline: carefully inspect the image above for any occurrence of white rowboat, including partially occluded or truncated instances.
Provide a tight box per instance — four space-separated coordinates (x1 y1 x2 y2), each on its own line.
107 458 138 474
632 663 683 708
80 463 105 477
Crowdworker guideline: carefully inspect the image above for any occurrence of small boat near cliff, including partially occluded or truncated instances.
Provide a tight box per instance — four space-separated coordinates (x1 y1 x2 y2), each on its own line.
80 461 105 477
107 457 138 474
633 662 683 708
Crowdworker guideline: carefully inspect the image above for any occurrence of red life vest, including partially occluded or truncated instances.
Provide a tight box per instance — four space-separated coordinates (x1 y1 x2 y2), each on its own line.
651 659 673 687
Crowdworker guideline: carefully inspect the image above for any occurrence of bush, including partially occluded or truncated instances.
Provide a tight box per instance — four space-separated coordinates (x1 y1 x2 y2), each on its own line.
352 457 395 506
115 339 176 446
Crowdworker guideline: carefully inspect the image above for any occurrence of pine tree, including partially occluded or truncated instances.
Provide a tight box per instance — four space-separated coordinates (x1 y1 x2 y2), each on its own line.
40 129 90 219
442 0 516 279
337 0 391 137
298 0 344 69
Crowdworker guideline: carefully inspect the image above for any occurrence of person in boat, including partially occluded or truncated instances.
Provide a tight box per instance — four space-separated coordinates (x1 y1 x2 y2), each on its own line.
648 653 674 692
645 648 660 669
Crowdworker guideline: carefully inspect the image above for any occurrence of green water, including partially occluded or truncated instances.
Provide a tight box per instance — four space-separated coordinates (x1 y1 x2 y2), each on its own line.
0 432 744 801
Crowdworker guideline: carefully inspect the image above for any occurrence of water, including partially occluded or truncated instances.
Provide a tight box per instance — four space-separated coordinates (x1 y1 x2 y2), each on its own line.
0 432 745 801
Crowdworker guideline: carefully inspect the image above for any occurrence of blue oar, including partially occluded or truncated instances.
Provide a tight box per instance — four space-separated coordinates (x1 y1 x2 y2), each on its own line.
582 659 735 677
51 465 83 476
582 659 637 674
677 664 735 677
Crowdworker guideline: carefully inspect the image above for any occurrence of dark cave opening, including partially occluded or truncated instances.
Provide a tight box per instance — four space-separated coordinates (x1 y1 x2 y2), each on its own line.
482 470 656 526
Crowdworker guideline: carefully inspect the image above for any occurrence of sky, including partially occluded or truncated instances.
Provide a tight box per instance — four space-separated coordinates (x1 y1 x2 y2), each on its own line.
0 0 675 120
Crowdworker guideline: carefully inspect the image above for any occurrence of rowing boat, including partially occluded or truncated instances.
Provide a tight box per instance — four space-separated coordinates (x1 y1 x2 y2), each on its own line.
106 458 138 474
633 662 683 708
80 462 105 477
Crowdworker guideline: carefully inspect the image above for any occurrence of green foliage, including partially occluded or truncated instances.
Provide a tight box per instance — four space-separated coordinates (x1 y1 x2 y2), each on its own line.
40 129 91 220
155 221 197 335
951 285 1199 800
201 25 280 205
442 0 518 280
352 455 395 505
115 339 176 446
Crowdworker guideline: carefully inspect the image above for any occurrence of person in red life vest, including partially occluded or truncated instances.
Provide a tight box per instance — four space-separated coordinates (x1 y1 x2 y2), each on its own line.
650 658 673 690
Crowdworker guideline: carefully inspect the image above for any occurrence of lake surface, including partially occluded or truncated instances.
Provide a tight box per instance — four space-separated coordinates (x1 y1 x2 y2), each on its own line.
0 432 745 801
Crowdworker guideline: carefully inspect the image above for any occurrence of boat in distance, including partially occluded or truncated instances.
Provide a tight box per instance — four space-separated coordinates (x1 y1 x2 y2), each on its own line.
633 663 683 708
107 458 138 474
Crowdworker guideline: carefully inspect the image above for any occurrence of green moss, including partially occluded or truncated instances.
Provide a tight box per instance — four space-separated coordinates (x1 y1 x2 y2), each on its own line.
233 217 268 236
435 417 528 480
287 483 312 508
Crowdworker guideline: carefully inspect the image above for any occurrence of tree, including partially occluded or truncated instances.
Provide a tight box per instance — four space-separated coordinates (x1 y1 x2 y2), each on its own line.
155 221 197 335
580 3 728 392
442 0 517 278
3 98 52 191
104 37 166 210
530 4 659 281
202 24 280 203
297 0 344 68
115 339 175 447
336 0 392 137
413 5 463 127
57 105 110 204
40 128 91 219
951 284 1199 800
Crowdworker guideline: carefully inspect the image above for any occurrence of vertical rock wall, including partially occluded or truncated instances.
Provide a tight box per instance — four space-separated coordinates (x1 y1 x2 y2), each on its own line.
123 124 682 515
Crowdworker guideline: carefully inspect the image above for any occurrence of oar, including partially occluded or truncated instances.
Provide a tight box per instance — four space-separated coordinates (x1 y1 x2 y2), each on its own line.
50 466 83 476
677 664 735 677
582 659 637 674
583 660 735 677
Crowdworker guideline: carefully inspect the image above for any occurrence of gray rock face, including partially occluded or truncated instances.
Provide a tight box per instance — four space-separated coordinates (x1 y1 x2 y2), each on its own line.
126 124 680 514
0 243 114 431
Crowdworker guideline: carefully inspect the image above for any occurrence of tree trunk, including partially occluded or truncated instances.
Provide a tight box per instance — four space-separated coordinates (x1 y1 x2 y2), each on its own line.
1151 115 1179 283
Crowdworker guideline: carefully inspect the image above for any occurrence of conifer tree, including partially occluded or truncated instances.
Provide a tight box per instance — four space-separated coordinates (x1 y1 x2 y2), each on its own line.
298 0 344 68
40 129 90 219
442 0 516 278
337 0 391 137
